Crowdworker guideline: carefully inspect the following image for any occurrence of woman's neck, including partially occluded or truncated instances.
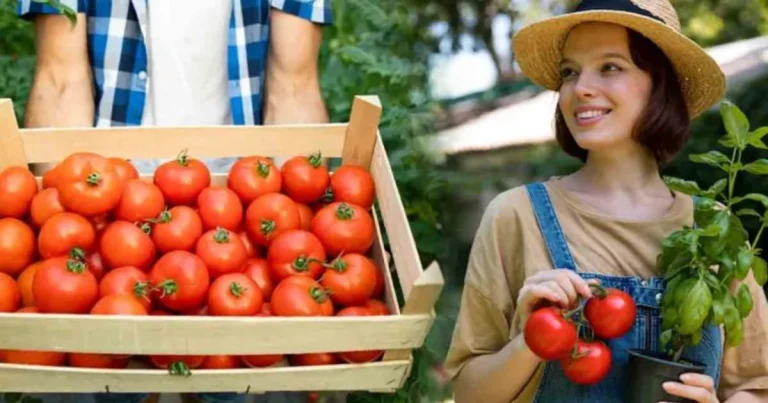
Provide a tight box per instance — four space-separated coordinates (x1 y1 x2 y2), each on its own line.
565 147 668 197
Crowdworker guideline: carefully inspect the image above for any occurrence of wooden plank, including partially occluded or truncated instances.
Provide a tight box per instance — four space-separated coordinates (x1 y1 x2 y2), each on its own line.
0 361 409 393
0 314 432 355
371 206 400 316
402 262 444 316
341 96 381 168
0 99 29 171
20 124 348 163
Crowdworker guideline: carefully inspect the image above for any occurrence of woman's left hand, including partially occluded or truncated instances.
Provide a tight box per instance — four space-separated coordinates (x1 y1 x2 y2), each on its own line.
660 373 719 403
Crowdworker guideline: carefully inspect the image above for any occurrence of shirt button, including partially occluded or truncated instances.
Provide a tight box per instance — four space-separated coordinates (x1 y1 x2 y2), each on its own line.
655 293 662 303
138 71 147 80
641 280 648 287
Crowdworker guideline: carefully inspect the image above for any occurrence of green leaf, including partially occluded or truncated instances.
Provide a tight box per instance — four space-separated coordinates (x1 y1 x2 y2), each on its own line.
748 127 768 149
663 176 702 196
703 270 720 290
735 248 755 280
721 100 751 149
753 256 768 286
689 151 731 170
712 293 726 325
660 329 673 349
733 193 768 207
705 179 727 198
736 283 753 318
661 306 679 330
679 279 713 335
742 159 768 175
736 208 762 219
4 393 22 403
723 293 744 346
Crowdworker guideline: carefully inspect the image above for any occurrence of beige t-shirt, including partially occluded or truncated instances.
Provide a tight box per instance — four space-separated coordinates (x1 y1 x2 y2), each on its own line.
444 179 768 402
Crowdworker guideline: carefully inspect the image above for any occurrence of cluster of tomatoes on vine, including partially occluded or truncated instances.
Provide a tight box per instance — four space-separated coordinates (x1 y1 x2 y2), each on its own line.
523 283 637 385
0 149 389 371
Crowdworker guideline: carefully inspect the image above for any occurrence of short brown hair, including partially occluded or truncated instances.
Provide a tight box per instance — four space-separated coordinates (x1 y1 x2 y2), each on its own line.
554 28 690 165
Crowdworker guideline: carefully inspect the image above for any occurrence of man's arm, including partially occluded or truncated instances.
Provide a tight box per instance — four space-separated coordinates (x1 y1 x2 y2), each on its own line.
25 13 94 129
263 8 328 126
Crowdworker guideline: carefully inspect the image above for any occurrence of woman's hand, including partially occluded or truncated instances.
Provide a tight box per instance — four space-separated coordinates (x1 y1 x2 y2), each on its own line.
661 373 719 403
516 269 595 324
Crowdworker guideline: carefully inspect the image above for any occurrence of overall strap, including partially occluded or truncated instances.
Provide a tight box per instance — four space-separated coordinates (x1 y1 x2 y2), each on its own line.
525 183 578 271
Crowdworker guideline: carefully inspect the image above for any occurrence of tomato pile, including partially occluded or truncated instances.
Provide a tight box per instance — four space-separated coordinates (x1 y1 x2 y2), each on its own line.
523 284 636 385
0 150 390 372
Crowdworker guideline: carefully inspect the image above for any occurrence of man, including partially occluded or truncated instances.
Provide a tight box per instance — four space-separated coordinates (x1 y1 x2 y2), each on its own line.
17 0 332 402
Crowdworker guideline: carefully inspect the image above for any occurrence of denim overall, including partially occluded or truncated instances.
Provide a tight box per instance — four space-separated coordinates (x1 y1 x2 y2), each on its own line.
525 183 722 402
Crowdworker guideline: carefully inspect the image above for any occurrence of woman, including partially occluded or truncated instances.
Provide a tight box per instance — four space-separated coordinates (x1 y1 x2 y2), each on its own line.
444 1 768 402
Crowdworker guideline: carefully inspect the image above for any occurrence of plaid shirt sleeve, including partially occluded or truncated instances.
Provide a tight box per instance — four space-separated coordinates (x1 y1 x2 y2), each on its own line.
17 0 88 19
270 0 332 24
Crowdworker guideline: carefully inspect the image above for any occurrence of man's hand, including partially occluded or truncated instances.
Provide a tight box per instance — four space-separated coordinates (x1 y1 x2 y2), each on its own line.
661 373 719 403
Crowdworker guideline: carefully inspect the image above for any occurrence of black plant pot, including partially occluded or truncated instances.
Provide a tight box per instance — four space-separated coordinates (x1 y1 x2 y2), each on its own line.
625 349 707 403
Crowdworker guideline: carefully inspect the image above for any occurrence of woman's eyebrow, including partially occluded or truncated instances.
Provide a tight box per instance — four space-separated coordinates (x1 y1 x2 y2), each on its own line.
560 52 632 65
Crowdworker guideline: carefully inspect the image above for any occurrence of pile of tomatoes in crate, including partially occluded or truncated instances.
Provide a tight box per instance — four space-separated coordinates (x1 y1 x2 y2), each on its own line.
0 150 390 371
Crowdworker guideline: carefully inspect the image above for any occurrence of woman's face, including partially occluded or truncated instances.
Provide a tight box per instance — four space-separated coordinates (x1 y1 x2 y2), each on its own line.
557 22 653 155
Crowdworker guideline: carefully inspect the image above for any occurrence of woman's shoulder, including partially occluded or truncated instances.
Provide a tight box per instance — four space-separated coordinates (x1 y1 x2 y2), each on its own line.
480 183 543 224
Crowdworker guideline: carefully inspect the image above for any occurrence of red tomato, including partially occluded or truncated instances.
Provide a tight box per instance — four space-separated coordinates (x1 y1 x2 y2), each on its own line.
0 272 21 313
3 307 67 366
42 164 62 189
207 273 263 316
149 354 205 371
91 294 149 315
195 228 248 279
364 299 390 316
0 218 36 276
523 307 578 361
100 221 156 271
197 186 243 231
239 231 260 258
310 202 375 255
29 188 66 228
281 153 330 203
32 256 99 313
17 263 40 307
56 152 124 216
0 166 38 218
290 352 339 366
108 157 139 183
38 212 96 259
267 230 326 282
336 307 383 363
99 266 152 311
89 213 111 236
149 250 210 312
320 253 377 307
69 353 130 369
114 179 166 222
84 251 107 281
296 203 313 231
245 193 300 246
153 150 211 206
150 206 203 253
372 261 385 299
201 355 241 369
328 165 375 210
227 156 282 204
559 340 612 385
243 258 273 300
259 302 271 315
271 276 334 317
584 287 636 339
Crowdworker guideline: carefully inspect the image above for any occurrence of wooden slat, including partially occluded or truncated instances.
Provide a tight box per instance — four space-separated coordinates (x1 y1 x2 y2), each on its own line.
20 124 349 163
0 361 409 393
402 262 443 316
0 99 29 171
371 206 400 316
0 314 432 355
341 96 382 168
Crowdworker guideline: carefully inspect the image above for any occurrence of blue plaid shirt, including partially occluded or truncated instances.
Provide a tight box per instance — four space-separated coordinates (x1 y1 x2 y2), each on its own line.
17 0 332 127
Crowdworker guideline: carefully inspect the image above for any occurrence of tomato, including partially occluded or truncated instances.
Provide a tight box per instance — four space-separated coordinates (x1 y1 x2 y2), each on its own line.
281 153 330 203
17 263 40 307
181 305 209 316
310 202 375 255
100 221 156 271
267 230 326 282
0 272 21 313
290 352 339 366
33 255 99 313
30 188 66 228
91 294 149 315
245 193 300 246
296 203 313 231
320 253 377 307
114 179 165 222
89 213 111 235
201 355 241 369
336 307 383 363
0 218 36 276
56 152 124 216
0 166 38 218
197 186 243 231
364 299 390 316
2 307 67 366
150 206 203 253
196 228 248 279
328 165 375 210
207 273 263 316
99 266 152 311
584 287 636 340
107 157 139 183
153 150 211 206
259 302 271 315
85 251 107 281
559 340 612 385
149 354 205 370
149 250 210 312
42 164 62 189
243 258 273 301
239 231 260 258
69 353 130 369
38 212 96 259
270 276 333 317
523 307 578 361
372 261 385 299
227 156 282 204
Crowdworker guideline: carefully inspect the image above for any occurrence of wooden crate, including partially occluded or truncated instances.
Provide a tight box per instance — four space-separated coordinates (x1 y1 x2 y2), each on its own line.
0 95 444 394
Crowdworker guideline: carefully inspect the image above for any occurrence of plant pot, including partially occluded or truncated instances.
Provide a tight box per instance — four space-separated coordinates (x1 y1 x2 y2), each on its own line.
625 349 707 403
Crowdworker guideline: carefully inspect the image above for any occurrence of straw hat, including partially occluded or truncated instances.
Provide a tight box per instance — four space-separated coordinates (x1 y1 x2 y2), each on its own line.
512 0 726 118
